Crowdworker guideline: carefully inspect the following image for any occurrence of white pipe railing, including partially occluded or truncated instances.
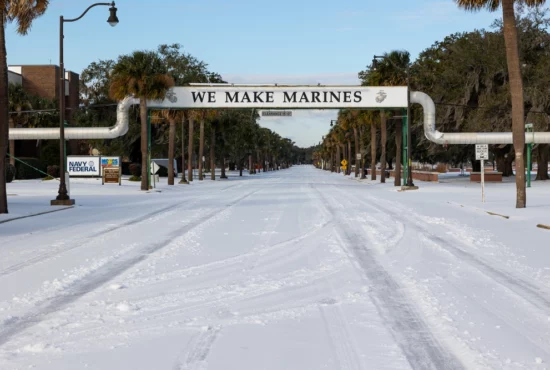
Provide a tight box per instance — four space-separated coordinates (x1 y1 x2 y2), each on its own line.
8 92 550 145
8 96 137 140
411 91 550 144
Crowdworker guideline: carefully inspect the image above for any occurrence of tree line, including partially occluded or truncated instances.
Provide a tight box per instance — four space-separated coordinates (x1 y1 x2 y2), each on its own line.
315 5 550 207
77 44 303 191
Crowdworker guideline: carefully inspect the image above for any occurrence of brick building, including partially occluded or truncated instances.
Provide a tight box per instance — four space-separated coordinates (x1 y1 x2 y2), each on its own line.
8 65 80 159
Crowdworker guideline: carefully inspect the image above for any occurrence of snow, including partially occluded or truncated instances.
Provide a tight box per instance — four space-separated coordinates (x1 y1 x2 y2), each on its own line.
0 166 549 369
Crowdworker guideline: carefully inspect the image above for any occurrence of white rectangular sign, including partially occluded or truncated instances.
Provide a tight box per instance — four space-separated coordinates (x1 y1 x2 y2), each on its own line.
475 144 489 160
262 110 292 117
67 156 100 176
147 86 408 109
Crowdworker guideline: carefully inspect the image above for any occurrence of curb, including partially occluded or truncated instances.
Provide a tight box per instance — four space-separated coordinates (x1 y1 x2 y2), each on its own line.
0 206 74 225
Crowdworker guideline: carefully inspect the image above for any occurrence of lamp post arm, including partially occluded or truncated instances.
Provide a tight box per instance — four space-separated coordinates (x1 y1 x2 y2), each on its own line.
64 2 113 23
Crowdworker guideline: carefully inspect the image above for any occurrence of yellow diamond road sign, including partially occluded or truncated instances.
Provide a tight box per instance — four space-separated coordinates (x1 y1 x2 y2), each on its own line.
341 159 348 166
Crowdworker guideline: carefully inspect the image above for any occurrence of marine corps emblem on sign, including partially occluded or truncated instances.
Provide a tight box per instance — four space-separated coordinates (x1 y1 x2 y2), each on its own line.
375 90 387 103
166 89 177 103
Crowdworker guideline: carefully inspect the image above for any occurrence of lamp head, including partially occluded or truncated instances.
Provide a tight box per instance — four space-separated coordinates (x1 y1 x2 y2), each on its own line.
107 2 119 27
372 58 379 71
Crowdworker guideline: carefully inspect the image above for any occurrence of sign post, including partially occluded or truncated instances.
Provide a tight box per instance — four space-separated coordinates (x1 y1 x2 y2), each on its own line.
151 162 160 188
475 144 489 202
101 156 121 185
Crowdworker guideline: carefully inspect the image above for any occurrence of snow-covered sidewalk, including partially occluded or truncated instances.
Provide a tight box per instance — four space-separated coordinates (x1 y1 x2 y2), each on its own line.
0 167 549 369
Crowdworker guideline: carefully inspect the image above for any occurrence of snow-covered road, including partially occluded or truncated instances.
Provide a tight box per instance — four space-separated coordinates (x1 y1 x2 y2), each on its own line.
1 166 549 369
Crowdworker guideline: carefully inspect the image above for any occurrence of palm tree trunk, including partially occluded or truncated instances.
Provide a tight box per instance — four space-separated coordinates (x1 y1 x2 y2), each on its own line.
0 14 9 213
210 126 216 180
187 118 194 181
168 119 175 185
139 98 148 191
395 121 402 186
502 0 526 208
179 117 187 183
360 129 366 179
371 123 377 181
198 118 204 180
336 145 341 173
347 140 352 175
353 127 359 177
380 111 386 183
536 144 549 180
221 156 227 178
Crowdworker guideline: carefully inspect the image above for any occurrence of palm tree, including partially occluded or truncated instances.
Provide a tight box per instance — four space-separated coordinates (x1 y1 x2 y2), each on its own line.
160 109 184 185
210 118 218 181
198 110 217 180
456 0 546 208
198 112 205 180
8 83 32 166
380 111 387 183
363 50 411 186
109 50 174 191
370 116 377 181
1 0 49 214
187 110 200 181
179 112 188 184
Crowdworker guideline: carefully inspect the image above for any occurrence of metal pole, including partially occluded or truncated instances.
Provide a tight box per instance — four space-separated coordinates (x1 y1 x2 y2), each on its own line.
51 16 73 205
147 109 151 189
406 65 414 187
481 159 485 202
527 143 532 188
402 109 408 186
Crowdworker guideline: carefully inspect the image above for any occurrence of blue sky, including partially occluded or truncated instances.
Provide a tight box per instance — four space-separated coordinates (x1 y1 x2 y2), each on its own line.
6 0 500 147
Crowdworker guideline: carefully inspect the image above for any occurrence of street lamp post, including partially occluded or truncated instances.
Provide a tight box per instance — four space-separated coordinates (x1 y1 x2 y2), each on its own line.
372 55 415 188
51 2 119 206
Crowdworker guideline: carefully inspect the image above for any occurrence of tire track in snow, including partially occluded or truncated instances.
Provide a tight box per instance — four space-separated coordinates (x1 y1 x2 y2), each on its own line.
357 194 550 314
312 185 464 370
123 213 334 290
0 187 259 347
175 325 221 370
0 183 243 279
319 302 363 370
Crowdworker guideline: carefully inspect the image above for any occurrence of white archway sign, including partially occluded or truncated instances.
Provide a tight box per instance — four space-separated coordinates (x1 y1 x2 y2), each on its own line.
147 85 409 110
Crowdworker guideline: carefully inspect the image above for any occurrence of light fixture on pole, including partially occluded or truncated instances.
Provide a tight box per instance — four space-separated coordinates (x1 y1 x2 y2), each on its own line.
52 2 119 206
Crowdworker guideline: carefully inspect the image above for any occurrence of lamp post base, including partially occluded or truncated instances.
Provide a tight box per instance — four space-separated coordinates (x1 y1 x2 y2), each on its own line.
51 199 75 206
400 185 419 191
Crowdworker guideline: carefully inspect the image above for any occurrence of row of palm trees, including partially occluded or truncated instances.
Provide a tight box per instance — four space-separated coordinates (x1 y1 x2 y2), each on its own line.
314 51 410 186
107 49 296 190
